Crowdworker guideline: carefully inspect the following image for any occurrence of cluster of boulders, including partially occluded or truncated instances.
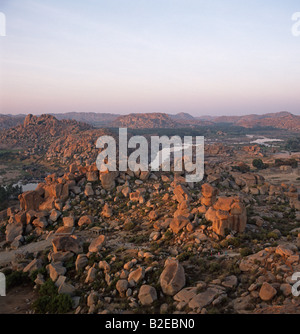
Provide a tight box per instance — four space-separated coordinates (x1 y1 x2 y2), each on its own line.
0 114 92 152
1 155 300 315
242 145 262 156
202 184 247 237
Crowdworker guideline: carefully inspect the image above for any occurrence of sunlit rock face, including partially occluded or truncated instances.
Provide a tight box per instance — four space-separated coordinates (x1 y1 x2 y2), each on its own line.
205 196 247 237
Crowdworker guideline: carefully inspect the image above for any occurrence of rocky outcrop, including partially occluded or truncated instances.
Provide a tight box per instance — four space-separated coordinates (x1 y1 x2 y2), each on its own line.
200 183 218 207
18 190 43 211
205 196 247 236
0 114 92 151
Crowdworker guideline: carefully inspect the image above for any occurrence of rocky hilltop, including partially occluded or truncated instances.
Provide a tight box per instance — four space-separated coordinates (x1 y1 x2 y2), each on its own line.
46 128 114 166
0 114 93 151
214 112 300 131
235 112 300 130
110 113 179 129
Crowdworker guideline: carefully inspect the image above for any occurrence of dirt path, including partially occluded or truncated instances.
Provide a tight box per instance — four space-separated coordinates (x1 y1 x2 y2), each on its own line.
0 284 36 314
0 236 55 267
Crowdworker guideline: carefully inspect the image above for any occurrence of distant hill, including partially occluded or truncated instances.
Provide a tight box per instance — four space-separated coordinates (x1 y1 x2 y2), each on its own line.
168 112 195 121
1 111 300 131
212 111 300 130
51 112 120 127
110 113 179 128
0 114 26 130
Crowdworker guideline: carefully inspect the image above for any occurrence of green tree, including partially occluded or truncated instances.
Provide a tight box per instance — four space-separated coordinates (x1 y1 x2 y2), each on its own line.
252 159 267 170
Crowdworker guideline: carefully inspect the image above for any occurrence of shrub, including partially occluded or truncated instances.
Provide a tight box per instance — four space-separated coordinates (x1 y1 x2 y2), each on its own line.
208 262 221 273
32 279 72 314
240 247 253 257
267 232 279 240
252 159 268 170
6 271 30 290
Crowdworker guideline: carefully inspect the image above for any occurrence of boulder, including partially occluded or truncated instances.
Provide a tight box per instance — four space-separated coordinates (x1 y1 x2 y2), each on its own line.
201 183 218 206
174 287 198 304
89 235 106 253
138 285 157 306
222 275 238 289
173 185 191 203
32 217 48 229
128 267 145 285
23 258 43 274
52 236 83 254
86 170 99 182
58 282 75 296
205 197 247 236
14 212 26 224
78 215 94 227
5 222 23 243
63 216 75 227
169 216 190 234
201 183 218 198
116 279 129 297
159 259 185 296
188 287 222 310
275 245 295 258
19 191 43 211
75 254 88 271
102 203 113 218
84 184 94 197
259 282 277 301
85 267 97 283
149 210 159 221
48 262 67 282
49 210 61 222
100 171 118 191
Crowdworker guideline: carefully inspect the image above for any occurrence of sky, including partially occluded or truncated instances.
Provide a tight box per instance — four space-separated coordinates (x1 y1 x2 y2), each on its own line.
0 0 299 116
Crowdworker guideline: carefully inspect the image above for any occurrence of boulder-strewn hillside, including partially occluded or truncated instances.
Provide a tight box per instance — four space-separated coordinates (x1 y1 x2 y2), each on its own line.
213 112 300 131
1 152 300 314
0 114 93 150
110 113 179 129
46 128 114 166
235 112 300 130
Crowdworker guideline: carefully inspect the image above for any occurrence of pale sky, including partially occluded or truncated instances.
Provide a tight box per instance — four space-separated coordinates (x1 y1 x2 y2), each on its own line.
0 0 299 116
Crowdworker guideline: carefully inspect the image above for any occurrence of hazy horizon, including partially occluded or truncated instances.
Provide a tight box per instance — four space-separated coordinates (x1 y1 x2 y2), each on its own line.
1 110 300 119
0 0 300 116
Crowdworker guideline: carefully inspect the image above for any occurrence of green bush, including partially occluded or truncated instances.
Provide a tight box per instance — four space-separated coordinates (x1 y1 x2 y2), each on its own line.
208 262 221 273
6 271 30 290
32 279 72 314
267 232 280 240
252 159 268 170
29 268 47 282
240 247 253 257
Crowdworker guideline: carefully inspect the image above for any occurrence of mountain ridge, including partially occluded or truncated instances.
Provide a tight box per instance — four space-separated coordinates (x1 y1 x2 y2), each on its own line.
1 111 300 131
